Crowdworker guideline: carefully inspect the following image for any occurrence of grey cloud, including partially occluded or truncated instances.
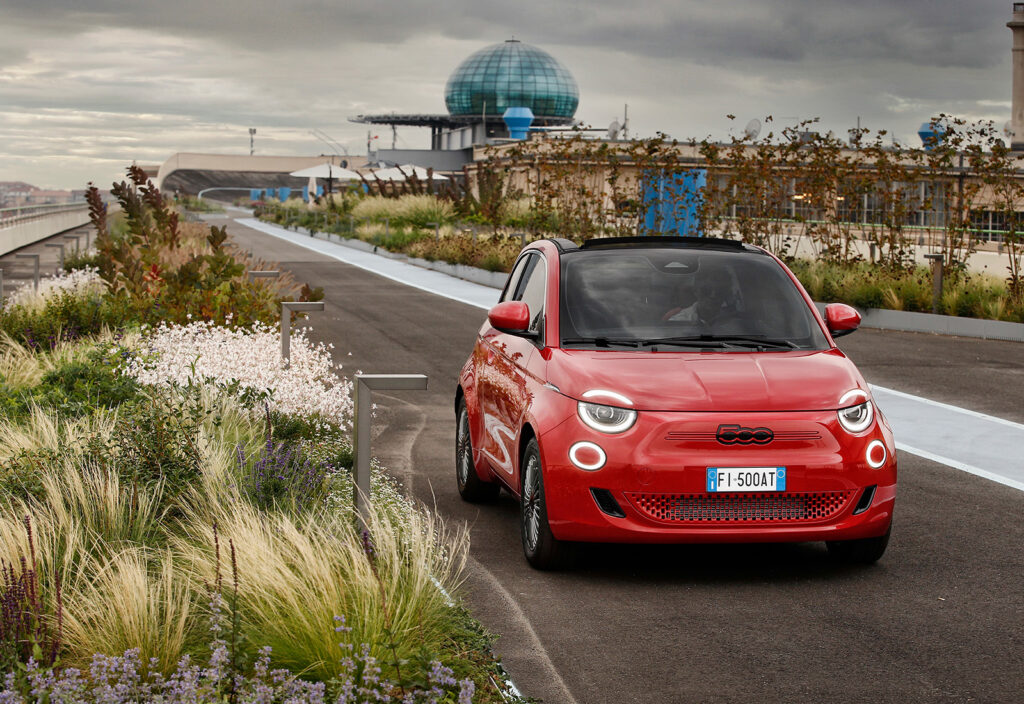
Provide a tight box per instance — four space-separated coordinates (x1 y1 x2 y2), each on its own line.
0 0 1011 69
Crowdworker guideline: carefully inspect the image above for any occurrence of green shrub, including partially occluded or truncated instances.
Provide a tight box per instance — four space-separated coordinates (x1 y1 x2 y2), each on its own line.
0 290 129 351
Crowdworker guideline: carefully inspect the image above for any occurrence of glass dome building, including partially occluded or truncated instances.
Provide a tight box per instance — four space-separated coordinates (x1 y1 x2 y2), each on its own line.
444 40 579 122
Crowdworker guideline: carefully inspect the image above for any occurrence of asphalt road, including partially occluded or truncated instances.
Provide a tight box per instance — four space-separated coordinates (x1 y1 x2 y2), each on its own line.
214 218 1024 703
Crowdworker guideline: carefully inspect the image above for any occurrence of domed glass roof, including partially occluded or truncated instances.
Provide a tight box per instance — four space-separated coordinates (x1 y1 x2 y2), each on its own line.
444 40 579 120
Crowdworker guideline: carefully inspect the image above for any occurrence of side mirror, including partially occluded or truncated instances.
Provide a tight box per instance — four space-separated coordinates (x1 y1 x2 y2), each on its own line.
488 301 531 335
825 303 861 338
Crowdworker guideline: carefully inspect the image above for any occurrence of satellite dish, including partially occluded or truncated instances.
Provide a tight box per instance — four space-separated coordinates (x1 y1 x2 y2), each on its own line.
1004 120 1014 139
743 118 761 140
607 119 622 140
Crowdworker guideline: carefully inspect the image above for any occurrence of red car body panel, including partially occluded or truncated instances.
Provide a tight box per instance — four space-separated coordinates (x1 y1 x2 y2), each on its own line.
457 240 896 545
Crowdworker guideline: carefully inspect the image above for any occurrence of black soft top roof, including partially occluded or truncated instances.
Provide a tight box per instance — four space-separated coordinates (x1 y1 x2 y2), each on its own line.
580 236 760 253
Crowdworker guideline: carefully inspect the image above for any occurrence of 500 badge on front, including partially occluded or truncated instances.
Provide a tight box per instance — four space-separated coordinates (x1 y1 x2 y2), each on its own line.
707 467 786 492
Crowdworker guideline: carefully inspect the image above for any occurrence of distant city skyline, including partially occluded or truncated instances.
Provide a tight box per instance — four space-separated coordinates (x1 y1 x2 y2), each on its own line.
0 0 1016 189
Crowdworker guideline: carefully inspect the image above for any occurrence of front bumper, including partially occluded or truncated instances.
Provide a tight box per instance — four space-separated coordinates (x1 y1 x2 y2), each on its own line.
539 407 897 544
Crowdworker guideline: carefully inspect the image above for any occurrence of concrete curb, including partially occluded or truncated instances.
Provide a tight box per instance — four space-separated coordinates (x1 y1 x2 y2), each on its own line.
287 224 1024 343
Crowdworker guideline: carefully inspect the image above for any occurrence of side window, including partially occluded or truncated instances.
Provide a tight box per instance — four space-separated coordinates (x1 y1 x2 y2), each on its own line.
513 255 546 336
500 256 531 303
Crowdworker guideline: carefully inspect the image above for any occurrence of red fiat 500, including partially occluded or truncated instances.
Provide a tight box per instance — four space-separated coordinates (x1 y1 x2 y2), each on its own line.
455 237 896 569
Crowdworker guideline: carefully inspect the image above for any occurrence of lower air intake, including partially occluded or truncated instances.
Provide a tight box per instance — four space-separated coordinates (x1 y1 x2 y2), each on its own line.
628 491 853 524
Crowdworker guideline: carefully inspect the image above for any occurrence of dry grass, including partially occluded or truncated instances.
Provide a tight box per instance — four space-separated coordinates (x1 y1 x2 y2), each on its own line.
0 405 116 463
60 548 197 674
176 497 468 681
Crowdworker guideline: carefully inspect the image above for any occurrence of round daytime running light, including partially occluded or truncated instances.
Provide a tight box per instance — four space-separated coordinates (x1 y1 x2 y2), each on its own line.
866 440 887 469
578 401 637 434
837 391 874 433
569 441 607 471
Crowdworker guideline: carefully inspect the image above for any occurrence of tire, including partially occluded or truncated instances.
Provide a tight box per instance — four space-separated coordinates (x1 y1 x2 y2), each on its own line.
520 438 567 570
455 400 500 503
826 523 891 565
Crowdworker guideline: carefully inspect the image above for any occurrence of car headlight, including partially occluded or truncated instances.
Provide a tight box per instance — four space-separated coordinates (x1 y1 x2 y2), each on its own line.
577 401 637 434
837 400 874 433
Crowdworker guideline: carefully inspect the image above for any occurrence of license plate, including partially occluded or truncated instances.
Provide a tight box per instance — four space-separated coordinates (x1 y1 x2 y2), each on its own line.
706 467 786 492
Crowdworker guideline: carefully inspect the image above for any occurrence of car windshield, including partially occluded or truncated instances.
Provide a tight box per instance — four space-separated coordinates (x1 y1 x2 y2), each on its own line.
559 247 829 350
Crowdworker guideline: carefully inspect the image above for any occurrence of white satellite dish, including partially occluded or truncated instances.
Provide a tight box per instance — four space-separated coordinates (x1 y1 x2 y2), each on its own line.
1004 120 1014 139
607 119 622 140
743 118 761 140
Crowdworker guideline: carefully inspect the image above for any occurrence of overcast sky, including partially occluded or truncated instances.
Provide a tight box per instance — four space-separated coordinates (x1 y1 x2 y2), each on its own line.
0 0 1017 190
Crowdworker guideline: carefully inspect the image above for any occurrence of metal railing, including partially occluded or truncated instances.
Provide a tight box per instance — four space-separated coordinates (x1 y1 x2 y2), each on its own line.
0 202 88 227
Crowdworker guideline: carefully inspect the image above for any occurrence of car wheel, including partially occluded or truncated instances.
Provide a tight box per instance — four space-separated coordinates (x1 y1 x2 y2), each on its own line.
520 438 567 570
455 400 499 502
826 523 891 565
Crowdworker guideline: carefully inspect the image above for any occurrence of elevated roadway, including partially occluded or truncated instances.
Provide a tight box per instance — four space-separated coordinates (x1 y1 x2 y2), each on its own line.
182 216 1024 702
0 203 90 257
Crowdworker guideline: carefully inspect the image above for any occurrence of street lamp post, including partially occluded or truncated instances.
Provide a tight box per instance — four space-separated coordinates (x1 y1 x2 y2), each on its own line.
249 128 257 156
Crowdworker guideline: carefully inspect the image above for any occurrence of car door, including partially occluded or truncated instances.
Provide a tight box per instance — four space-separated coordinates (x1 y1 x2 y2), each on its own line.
477 252 546 482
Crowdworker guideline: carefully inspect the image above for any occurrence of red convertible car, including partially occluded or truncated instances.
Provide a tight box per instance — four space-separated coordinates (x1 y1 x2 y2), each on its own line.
455 236 896 569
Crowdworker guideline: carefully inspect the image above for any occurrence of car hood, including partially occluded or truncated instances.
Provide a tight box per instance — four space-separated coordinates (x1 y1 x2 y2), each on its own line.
546 348 866 412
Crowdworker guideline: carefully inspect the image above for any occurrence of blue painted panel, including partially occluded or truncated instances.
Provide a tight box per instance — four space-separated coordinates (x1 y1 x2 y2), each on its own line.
250 189 262 201
643 169 706 236
278 188 291 201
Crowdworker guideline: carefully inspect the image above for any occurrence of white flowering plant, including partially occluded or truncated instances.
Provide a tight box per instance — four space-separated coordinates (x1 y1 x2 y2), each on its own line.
125 320 354 430
2 267 105 312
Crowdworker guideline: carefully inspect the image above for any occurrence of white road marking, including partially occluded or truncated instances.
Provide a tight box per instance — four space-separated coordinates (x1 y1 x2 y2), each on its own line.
871 384 1024 432
871 386 1024 492
237 218 498 310
236 217 1024 492
894 443 1024 493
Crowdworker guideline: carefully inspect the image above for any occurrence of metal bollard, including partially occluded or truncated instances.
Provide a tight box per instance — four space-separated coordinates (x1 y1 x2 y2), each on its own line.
15 254 40 291
427 222 439 241
352 373 428 527
44 243 65 273
869 241 876 263
281 301 325 368
924 253 944 315
514 232 527 249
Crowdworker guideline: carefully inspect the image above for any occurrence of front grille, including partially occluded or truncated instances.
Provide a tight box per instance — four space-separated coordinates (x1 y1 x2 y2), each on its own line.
628 491 853 524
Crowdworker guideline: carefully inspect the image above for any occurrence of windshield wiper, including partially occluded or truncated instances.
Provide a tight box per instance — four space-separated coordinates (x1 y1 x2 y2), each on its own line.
642 335 799 350
561 336 642 348
640 337 736 349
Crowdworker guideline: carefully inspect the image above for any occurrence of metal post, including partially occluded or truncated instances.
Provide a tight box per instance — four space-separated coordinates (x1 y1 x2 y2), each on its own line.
924 253 944 315
869 241 876 263
15 254 40 291
428 222 439 241
514 232 527 249
63 234 81 254
352 373 428 527
44 243 65 273
281 301 325 367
